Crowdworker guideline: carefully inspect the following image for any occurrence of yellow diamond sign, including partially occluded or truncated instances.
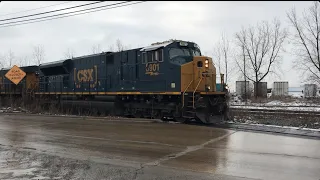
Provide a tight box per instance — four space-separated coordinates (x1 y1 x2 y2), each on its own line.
5 65 26 85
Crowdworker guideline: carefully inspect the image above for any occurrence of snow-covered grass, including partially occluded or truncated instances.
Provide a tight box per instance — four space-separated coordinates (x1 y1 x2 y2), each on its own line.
230 94 320 110
0 107 28 113
230 96 320 111
232 100 320 107
231 105 320 112
263 100 320 106
231 110 320 129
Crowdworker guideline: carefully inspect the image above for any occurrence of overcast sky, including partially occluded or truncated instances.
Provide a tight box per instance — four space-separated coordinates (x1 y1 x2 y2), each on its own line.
0 1 314 91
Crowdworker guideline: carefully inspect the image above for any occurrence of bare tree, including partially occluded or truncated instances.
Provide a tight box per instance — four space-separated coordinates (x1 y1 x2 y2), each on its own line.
7 49 15 67
115 39 124 52
17 55 29 66
91 44 101 54
0 54 5 69
213 33 236 84
213 46 221 77
32 45 45 65
235 19 288 98
287 2 320 84
64 48 75 59
108 44 114 52
23 56 29 66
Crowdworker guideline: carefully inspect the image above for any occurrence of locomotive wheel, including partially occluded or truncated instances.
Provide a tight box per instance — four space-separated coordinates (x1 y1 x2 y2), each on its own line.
133 110 143 118
161 117 169 121
159 111 168 121
155 110 162 119
175 117 188 123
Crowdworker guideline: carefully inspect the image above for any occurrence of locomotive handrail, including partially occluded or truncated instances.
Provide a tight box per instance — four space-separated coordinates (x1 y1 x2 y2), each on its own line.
182 79 193 108
193 77 203 109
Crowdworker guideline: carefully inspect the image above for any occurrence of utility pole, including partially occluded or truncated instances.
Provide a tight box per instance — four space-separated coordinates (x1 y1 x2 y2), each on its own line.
242 45 247 104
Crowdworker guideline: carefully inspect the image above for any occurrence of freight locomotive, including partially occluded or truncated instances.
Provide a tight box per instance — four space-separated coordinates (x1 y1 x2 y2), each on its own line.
0 39 228 124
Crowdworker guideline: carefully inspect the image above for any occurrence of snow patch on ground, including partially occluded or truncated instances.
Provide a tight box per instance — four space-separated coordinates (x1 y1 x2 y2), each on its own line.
231 105 320 112
265 100 283 106
0 107 27 113
0 168 37 177
230 95 320 112
230 94 320 107
231 100 320 107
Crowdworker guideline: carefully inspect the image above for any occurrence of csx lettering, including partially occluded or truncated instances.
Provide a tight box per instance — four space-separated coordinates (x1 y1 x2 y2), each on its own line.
77 69 94 82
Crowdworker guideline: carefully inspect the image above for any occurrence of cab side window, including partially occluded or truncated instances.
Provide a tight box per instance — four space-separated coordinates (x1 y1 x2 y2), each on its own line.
154 49 164 62
154 51 159 62
142 52 147 64
141 49 163 64
147 51 153 63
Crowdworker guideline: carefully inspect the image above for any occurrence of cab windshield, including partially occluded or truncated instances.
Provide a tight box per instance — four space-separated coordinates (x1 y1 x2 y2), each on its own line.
169 47 201 65
169 48 191 59
192 48 201 56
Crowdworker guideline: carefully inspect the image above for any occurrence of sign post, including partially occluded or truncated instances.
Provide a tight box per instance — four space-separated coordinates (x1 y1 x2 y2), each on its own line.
5 65 26 85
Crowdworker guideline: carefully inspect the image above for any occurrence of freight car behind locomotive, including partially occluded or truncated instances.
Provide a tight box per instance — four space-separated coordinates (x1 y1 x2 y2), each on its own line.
0 66 39 96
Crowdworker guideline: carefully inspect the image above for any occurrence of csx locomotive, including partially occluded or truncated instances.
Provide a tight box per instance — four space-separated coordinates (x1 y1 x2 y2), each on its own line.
0 40 228 124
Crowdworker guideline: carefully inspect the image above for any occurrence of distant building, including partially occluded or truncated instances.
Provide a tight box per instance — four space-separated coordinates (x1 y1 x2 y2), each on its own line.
235 81 251 98
288 86 304 98
304 84 318 97
273 82 289 96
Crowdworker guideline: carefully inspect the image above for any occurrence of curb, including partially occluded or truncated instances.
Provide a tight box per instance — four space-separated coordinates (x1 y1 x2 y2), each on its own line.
219 123 320 139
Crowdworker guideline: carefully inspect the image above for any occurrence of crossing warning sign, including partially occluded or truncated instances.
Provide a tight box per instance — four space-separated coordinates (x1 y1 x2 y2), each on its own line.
5 65 26 85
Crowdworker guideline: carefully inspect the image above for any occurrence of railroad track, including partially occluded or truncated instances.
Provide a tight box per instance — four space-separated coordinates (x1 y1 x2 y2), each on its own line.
231 105 320 108
230 107 320 116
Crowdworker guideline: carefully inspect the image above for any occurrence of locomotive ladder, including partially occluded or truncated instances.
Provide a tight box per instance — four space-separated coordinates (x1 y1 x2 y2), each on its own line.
181 77 203 120
182 77 203 109
193 77 203 109
182 79 193 108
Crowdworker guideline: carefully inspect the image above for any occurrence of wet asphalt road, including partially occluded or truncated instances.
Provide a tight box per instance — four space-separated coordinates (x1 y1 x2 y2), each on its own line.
0 114 319 180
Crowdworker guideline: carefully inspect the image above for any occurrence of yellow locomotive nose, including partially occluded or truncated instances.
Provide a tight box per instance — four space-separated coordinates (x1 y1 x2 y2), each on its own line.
180 56 217 93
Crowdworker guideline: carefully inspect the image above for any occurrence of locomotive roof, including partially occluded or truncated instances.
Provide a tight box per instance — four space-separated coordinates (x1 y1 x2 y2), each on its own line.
140 39 197 52
38 40 198 68
140 41 173 51
1 65 38 72
40 59 66 67
39 52 106 68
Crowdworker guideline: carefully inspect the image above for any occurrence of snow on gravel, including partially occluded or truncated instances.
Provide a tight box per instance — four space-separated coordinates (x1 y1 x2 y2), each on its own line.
231 100 320 107
231 105 320 112
230 97 320 111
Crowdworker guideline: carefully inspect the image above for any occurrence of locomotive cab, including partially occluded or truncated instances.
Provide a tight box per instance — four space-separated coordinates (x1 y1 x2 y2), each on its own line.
159 40 224 93
155 40 228 124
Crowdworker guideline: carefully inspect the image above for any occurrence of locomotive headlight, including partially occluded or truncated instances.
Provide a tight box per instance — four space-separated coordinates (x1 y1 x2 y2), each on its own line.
205 64 209 68
205 59 209 68
205 85 211 91
205 60 209 64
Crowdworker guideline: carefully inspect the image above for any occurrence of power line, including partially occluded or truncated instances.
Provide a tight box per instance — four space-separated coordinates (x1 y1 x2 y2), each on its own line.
0 1 105 22
0 1 131 26
0 1 74 17
0 1 146 28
